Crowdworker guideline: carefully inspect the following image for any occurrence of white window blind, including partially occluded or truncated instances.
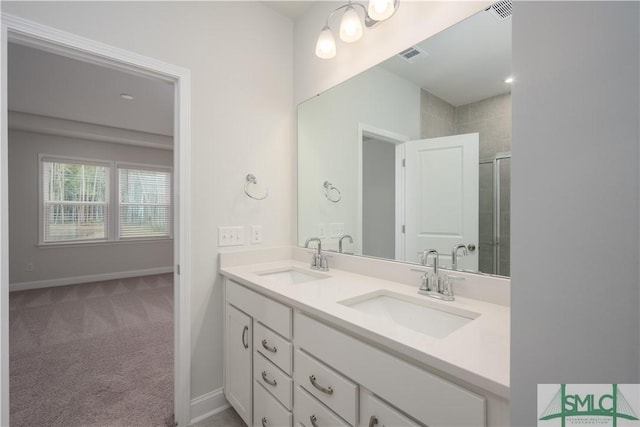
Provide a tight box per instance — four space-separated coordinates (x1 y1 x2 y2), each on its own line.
118 167 172 239
42 160 109 243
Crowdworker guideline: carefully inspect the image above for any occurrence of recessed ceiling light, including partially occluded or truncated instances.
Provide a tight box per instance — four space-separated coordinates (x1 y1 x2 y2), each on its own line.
504 77 514 84
120 93 134 100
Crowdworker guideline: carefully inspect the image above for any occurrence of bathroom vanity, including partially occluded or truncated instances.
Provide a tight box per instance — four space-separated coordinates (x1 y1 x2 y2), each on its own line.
220 248 510 427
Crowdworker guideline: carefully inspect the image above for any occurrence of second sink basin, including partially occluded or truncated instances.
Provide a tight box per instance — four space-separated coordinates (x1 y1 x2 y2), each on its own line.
339 291 479 339
257 267 329 285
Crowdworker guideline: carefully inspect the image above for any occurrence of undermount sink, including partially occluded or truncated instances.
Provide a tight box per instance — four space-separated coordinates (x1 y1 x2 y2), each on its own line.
339 291 479 339
256 267 329 285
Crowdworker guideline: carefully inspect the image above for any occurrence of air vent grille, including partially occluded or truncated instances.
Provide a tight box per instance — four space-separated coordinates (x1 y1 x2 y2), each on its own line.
488 0 512 20
398 46 429 64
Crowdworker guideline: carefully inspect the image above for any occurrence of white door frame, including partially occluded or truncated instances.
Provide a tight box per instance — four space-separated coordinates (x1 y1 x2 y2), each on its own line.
0 14 192 426
357 123 408 260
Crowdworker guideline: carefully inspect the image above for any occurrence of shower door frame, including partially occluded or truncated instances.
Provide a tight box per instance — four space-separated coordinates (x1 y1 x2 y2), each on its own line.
480 151 511 276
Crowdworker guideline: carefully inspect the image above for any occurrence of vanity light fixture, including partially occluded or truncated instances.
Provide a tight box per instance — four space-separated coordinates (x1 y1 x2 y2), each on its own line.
315 0 400 59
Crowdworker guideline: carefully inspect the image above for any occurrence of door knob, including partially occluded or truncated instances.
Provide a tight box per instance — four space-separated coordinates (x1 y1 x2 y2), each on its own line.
467 243 476 252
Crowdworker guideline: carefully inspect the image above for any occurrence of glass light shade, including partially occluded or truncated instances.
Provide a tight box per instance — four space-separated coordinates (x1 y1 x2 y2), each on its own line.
339 6 363 43
367 0 395 21
315 26 336 59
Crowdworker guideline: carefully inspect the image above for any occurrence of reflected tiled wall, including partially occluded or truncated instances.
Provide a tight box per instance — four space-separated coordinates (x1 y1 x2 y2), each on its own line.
420 90 512 275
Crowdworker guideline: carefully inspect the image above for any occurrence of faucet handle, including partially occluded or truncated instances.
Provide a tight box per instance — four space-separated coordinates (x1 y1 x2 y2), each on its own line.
320 255 329 271
441 275 453 297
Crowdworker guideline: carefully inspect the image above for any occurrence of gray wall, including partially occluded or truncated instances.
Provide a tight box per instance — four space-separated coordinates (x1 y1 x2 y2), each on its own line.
9 129 173 285
362 138 395 259
511 1 639 424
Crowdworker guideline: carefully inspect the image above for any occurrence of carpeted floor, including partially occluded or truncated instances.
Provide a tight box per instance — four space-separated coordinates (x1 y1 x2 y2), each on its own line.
9 273 174 427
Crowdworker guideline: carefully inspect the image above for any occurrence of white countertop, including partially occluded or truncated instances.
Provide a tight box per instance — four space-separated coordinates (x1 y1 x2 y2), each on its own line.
220 259 510 399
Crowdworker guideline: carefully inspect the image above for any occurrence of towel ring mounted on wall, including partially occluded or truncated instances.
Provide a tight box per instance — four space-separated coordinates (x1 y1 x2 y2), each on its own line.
323 181 341 203
244 174 268 200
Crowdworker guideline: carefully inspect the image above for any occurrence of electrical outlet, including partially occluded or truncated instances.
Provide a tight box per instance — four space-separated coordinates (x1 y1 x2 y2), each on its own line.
25 262 34 272
218 226 245 247
318 223 328 238
251 225 263 245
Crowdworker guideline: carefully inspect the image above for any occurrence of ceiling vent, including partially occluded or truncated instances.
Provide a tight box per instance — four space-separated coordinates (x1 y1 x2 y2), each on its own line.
487 0 512 20
397 46 429 64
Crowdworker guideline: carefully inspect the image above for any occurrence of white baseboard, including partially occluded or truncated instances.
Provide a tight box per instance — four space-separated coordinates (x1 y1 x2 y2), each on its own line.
189 388 230 425
9 266 174 292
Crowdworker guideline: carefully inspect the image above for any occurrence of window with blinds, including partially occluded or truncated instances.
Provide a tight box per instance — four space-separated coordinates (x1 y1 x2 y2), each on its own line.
42 159 109 243
40 157 172 245
118 167 172 239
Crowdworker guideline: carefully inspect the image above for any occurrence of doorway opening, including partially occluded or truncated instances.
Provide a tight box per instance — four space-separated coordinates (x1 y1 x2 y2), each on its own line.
1 15 191 427
357 124 408 261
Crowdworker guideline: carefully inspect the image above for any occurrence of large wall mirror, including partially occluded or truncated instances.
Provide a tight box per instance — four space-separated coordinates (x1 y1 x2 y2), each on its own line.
298 6 512 277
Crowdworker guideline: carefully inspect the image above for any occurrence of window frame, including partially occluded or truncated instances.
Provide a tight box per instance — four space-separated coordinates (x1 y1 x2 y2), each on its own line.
116 162 174 241
38 154 173 246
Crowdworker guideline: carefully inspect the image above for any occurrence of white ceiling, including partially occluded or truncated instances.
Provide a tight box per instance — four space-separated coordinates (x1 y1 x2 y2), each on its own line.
379 8 512 107
8 42 174 136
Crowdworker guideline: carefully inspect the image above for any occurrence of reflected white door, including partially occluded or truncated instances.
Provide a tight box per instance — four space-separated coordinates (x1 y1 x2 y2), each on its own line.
404 133 479 270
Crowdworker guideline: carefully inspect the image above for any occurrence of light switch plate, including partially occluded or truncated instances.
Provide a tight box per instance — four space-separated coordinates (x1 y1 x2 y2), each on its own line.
218 226 245 247
330 223 345 237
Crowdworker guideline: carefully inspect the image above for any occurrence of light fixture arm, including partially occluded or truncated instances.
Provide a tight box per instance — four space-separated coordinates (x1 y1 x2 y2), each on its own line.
323 0 399 29
315 0 399 59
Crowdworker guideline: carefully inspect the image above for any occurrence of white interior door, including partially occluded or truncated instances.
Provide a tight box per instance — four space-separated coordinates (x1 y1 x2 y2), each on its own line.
404 133 479 270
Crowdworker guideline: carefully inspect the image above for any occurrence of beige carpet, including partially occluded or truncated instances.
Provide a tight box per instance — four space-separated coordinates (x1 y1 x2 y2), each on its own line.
9 273 174 427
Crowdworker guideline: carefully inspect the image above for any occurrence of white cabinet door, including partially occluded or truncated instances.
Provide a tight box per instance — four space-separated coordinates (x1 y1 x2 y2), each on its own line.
225 303 253 426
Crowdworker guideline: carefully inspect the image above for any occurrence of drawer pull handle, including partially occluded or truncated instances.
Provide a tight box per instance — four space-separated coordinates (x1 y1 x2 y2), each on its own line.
261 417 267 427
310 415 319 427
309 375 333 395
241 326 249 349
369 416 379 427
261 370 277 386
261 339 277 353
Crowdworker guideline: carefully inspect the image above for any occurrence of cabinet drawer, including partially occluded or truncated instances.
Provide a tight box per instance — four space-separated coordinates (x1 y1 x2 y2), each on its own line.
294 349 358 426
363 394 417 427
254 381 292 427
295 313 485 427
294 386 350 427
254 352 293 410
227 280 292 338
254 322 293 374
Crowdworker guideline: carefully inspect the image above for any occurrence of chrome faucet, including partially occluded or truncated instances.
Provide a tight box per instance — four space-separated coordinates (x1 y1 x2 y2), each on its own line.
418 248 457 301
304 237 329 271
419 249 439 275
451 244 468 271
338 234 353 254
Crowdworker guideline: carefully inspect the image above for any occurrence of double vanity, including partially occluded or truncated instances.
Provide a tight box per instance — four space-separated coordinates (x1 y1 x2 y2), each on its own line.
220 247 510 426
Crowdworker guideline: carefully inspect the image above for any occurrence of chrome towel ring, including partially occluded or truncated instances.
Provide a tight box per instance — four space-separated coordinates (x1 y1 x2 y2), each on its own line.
244 174 268 200
323 181 341 203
